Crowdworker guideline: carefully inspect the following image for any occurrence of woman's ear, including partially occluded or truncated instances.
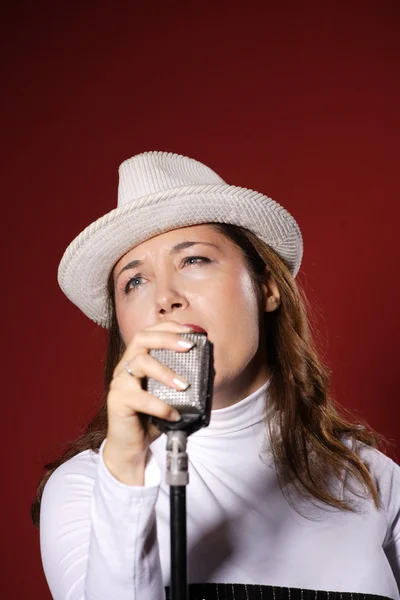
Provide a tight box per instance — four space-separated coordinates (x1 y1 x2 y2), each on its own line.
261 268 281 313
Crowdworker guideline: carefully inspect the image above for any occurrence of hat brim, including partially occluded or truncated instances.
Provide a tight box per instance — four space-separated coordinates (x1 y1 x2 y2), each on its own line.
58 184 303 327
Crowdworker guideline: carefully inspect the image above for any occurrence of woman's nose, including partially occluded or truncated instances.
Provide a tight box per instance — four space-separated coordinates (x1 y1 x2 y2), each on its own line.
155 282 189 315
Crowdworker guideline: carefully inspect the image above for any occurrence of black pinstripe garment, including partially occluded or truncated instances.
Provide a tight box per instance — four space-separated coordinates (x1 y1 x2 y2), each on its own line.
165 584 392 600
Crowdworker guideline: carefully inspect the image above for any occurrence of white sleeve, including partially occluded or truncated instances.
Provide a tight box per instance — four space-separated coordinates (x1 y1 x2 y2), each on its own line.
382 456 400 589
39 441 165 600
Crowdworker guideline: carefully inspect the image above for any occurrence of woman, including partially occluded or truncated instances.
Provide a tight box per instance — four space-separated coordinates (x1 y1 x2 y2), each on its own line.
32 152 400 599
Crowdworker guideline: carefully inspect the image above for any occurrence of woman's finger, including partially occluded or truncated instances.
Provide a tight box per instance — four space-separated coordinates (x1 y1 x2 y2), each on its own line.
108 383 181 422
122 327 194 361
119 352 190 391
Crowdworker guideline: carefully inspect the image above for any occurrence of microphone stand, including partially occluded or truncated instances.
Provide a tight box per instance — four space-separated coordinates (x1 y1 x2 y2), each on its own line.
147 333 214 600
166 430 189 600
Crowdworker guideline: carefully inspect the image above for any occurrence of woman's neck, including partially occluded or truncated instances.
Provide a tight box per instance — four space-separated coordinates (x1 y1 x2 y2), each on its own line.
211 362 269 409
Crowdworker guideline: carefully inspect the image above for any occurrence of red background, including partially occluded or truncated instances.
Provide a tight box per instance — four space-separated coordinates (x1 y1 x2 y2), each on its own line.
1 1 399 598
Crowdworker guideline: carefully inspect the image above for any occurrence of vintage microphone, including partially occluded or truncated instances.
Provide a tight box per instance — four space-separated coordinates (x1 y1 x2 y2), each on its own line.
145 332 214 600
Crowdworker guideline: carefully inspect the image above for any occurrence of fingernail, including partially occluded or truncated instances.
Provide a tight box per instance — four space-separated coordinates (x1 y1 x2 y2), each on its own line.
170 410 182 422
177 339 195 349
173 377 189 390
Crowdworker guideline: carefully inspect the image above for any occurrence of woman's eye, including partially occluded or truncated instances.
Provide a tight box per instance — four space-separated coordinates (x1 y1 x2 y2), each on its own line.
123 257 211 294
182 256 211 267
124 275 145 294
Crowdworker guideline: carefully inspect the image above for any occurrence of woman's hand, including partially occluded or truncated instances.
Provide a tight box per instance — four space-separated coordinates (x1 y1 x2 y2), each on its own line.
103 321 194 485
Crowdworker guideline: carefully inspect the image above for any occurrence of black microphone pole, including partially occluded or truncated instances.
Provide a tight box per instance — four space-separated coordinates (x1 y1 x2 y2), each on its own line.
166 430 189 600
146 333 214 600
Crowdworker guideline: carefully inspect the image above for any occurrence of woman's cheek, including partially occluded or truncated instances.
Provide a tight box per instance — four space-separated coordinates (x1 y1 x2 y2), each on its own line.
115 302 140 344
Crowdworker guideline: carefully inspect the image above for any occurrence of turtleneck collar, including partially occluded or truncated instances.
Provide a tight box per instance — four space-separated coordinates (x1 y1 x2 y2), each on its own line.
192 379 269 437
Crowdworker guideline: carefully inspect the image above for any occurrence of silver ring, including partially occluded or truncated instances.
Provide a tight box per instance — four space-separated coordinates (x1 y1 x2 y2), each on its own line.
124 360 134 377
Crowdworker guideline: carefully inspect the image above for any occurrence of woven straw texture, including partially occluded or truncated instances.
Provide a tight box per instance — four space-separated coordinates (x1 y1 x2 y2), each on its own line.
58 152 303 327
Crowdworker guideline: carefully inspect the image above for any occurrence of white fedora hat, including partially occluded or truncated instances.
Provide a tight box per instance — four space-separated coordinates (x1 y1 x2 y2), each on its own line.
58 151 303 327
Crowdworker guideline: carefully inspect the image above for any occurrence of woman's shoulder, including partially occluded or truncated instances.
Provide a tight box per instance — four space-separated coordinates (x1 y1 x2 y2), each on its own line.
39 449 101 530
356 442 399 479
355 442 400 517
352 441 399 483
43 448 101 499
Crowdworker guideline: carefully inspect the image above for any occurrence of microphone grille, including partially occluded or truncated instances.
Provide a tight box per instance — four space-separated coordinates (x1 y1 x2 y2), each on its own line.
148 333 212 415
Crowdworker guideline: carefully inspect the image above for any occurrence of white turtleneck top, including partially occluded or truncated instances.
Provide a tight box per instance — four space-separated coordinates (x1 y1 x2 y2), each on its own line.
40 383 400 600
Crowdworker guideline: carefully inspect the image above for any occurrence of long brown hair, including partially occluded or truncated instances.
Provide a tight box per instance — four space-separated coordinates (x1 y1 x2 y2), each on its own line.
31 223 383 527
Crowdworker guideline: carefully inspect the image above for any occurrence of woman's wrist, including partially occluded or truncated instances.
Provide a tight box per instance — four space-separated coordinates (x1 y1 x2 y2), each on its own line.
102 441 148 486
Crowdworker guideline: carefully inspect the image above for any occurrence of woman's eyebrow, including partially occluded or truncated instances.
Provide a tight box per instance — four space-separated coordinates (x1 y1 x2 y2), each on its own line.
116 242 220 280
116 258 143 280
169 241 220 254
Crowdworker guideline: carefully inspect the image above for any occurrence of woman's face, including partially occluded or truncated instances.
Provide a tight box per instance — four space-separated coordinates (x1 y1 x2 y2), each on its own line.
113 224 279 408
